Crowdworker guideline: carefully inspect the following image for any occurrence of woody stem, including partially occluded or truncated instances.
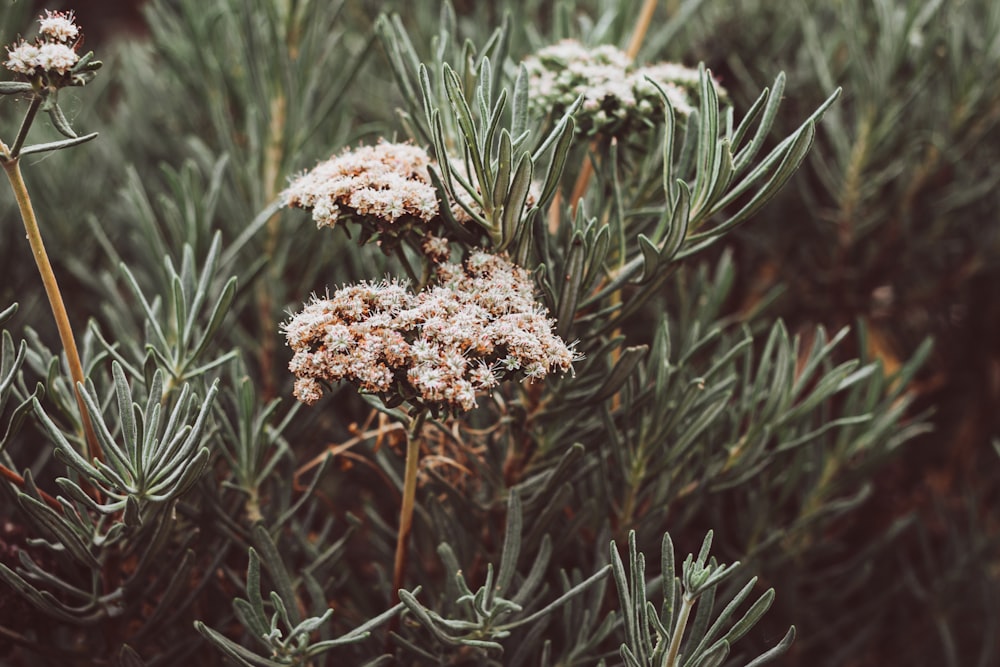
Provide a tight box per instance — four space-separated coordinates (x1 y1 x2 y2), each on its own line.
392 408 428 600
1 152 103 469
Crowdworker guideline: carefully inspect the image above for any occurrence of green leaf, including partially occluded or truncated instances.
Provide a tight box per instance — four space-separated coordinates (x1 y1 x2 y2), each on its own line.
588 346 648 404
511 64 529 141
661 532 677 631
581 223 611 295
652 79 679 206
636 235 660 283
535 114 576 209
491 129 512 214
0 562 87 624
33 397 105 483
69 50 102 75
18 132 99 156
443 63 486 189
482 87 507 171
499 151 532 249
743 626 795 667
195 621 280 667
0 333 27 414
683 578 761 666
689 640 730 667
16 493 100 569
720 588 775 647
556 232 586 338
734 74 785 173
186 276 237 374
495 489 522 598
0 81 33 95
510 534 552 607
235 547 267 637
251 524 302 626
690 65 721 218
45 103 77 139
659 181 691 261
497 564 611 631
712 86 840 213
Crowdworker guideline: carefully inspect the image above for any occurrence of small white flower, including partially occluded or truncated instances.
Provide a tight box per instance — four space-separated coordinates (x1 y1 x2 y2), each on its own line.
311 198 337 227
421 234 451 263
410 339 438 364
500 356 521 372
470 362 499 389
4 41 40 75
324 324 353 352
38 11 80 43
293 378 324 405
523 362 547 380
37 42 78 74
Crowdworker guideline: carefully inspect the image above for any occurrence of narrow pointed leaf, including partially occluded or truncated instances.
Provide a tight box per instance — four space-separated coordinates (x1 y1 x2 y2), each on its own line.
18 132 99 156
742 626 796 667
499 152 532 249
46 103 77 138
589 346 648 404
636 234 661 283
496 489 522 597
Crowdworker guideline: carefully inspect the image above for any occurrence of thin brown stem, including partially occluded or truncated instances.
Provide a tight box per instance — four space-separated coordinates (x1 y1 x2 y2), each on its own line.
10 95 42 158
547 190 563 234
2 155 103 468
568 0 659 219
257 92 288 402
626 0 659 59
392 409 427 601
0 463 62 511
569 154 596 218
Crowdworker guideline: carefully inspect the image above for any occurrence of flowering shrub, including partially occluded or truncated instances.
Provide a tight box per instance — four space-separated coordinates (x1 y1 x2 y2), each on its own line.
3 2 979 666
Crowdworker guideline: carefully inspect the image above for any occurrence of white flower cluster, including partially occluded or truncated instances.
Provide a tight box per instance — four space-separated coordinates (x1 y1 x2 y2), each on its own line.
522 40 715 137
4 11 80 77
283 251 576 413
283 141 441 229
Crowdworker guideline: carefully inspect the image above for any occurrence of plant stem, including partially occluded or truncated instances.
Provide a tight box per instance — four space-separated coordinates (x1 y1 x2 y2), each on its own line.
1 156 103 466
0 463 62 511
569 154 596 218
626 0 659 59
9 95 41 158
569 0 659 219
257 91 288 402
663 594 695 667
392 408 427 601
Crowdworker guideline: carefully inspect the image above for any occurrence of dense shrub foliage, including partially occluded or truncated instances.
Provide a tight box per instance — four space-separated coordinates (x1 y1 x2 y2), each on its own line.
0 1 996 665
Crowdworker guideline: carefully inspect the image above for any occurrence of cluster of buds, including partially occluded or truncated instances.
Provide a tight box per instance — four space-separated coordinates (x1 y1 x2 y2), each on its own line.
283 251 576 415
522 40 720 138
283 141 474 258
2 11 99 89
